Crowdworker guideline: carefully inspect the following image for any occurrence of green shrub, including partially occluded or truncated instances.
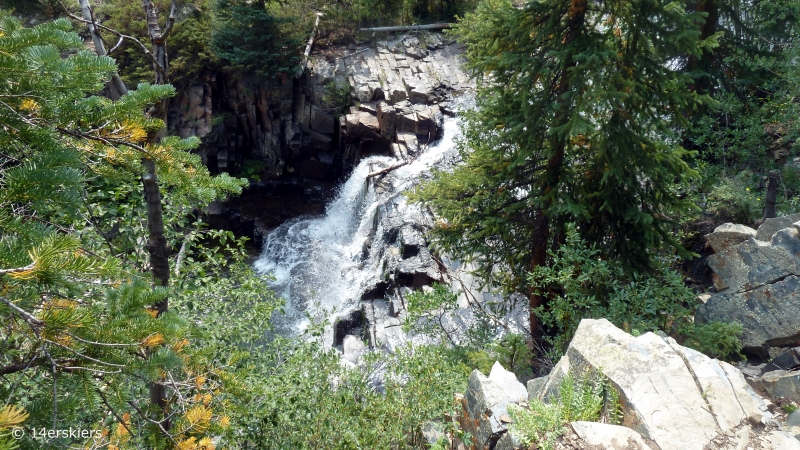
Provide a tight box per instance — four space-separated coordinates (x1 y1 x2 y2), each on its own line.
508 372 620 450
322 80 352 118
529 224 695 359
237 336 469 449
706 171 762 225
683 321 744 361
237 158 267 181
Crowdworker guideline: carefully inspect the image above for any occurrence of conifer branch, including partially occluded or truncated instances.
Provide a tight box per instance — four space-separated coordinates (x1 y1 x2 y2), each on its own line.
0 297 43 327
64 332 142 348
97 389 135 438
126 400 180 446
44 340 128 368
0 263 36 276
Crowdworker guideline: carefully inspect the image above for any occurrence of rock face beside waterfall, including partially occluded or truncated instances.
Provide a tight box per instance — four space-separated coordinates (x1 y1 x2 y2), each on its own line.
182 33 471 241
454 319 800 450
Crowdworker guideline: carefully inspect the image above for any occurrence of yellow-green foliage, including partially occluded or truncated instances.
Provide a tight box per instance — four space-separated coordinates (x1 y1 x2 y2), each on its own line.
509 372 621 450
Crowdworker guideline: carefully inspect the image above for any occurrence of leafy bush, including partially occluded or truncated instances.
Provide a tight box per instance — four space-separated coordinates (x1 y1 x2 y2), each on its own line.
706 171 762 225
237 158 267 181
234 334 469 449
508 372 620 450
322 80 352 118
465 333 533 379
529 224 695 359
683 322 744 361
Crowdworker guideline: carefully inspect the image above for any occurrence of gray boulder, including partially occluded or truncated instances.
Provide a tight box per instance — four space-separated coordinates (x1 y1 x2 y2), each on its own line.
706 223 757 253
756 212 800 241
570 421 651 450
459 362 525 450
696 274 800 348
750 369 800 405
786 409 800 437
536 319 772 450
706 227 800 294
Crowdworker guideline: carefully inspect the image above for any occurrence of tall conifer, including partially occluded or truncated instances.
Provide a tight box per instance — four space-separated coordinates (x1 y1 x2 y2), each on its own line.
411 0 716 338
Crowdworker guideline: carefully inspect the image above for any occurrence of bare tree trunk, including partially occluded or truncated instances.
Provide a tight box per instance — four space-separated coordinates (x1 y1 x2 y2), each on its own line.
140 1 177 429
77 0 128 99
141 0 176 86
73 0 176 432
762 170 780 220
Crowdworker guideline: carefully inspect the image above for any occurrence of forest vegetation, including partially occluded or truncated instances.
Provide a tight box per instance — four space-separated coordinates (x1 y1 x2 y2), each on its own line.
0 0 798 448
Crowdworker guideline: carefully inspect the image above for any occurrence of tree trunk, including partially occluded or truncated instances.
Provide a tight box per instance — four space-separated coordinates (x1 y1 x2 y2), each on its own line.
77 0 128 99
762 170 780 220
140 1 177 429
528 0 587 342
141 0 175 86
687 0 719 94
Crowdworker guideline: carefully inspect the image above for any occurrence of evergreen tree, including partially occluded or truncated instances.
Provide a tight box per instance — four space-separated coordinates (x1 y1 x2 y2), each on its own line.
0 13 258 449
411 0 714 339
210 0 304 77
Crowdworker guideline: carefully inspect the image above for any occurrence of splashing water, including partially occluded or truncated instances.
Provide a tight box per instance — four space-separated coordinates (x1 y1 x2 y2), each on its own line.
254 100 468 341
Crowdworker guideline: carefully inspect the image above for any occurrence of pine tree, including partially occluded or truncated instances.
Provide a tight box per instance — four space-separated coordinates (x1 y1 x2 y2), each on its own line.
0 13 249 448
210 0 303 77
411 0 715 339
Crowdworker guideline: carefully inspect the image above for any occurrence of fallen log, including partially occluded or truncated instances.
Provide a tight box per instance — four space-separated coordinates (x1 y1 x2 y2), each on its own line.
360 23 452 32
366 161 409 179
299 13 323 75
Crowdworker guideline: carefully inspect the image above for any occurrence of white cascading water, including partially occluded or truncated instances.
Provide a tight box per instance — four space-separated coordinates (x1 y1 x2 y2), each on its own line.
254 107 465 340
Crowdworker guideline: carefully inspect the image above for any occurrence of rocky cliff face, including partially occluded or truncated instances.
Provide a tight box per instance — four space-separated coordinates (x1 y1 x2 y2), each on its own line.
169 32 472 241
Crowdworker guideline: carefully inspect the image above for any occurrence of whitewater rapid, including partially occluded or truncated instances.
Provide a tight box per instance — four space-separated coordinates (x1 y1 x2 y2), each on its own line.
254 111 464 340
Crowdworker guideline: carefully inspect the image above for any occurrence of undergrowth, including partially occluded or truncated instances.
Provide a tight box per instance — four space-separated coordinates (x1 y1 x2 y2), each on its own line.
508 371 622 450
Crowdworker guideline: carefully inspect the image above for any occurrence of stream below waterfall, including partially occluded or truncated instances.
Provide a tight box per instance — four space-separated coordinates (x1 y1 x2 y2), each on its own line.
254 99 469 343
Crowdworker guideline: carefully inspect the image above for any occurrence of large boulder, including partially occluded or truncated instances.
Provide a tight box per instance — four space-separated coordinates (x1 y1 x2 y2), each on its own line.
750 369 800 405
535 319 774 450
697 215 800 349
705 223 757 253
570 421 651 450
756 212 800 241
458 362 527 450
696 274 800 348
706 227 800 294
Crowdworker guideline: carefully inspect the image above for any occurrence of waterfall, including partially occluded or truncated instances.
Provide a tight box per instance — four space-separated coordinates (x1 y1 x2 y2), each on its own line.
254 104 466 341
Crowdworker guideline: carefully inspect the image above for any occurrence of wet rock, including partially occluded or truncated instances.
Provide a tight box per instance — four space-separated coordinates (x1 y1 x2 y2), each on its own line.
333 309 365 348
342 335 366 364
310 106 334 134
706 222 757 253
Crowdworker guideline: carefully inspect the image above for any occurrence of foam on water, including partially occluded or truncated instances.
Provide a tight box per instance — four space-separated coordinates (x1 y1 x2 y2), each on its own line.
254 98 470 341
